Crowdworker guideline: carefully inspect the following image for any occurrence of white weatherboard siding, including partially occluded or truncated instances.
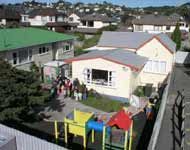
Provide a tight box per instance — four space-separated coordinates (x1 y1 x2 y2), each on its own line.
68 13 80 23
133 23 189 33
29 16 56 26
72 58 136 99
137 38 174 87
133 24 176 33
78 21 111 29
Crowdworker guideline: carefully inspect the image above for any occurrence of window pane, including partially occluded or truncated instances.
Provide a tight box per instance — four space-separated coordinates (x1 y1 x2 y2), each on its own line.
39 48 42 54
145 60 152 72
29 49 32 61
152 61 159 72
13 52 17 64
19 50 28 63
160 61 166 73
42 47 46 53
65 45 70 51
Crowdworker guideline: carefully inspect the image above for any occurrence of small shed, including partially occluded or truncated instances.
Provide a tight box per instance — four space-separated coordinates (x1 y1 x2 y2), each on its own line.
43 61 69 83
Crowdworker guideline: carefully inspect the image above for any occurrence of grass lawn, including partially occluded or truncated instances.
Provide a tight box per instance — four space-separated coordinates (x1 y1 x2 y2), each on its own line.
80 95 128 112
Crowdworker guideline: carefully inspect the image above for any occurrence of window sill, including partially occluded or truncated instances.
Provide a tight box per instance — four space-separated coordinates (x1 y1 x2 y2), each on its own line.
63 50 73 53
38 52 49 56
143 71 168 75
86 82 116 89
13 61 34 67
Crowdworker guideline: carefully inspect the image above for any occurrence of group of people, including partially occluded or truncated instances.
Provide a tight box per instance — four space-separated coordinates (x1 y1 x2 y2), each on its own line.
51 74 88 101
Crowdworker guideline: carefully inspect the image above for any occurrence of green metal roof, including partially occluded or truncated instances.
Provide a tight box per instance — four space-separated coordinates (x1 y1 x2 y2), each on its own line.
0 27 76 52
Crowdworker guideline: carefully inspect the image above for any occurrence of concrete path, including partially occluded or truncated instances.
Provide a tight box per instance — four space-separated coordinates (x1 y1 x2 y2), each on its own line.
156 66 190 150
41 95 110 121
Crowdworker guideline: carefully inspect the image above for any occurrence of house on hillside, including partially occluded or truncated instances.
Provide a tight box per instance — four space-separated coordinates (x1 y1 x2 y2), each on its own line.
0 7 21 27
66 31 176 101
74 14 117 35
20 8 77 32
132 14 189 33
0 28 76 71
68 13 84 24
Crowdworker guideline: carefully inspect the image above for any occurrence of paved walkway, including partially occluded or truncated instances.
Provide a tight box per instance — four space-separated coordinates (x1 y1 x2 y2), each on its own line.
156 66 190 150
41 95 110 121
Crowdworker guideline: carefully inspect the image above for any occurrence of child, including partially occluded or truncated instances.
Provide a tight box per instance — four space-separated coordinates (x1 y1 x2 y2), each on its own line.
74 88 79 101
82 85 88 100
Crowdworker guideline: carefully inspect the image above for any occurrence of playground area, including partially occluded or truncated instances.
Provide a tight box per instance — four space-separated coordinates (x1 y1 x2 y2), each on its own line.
35 62 162 149
37 91 149 150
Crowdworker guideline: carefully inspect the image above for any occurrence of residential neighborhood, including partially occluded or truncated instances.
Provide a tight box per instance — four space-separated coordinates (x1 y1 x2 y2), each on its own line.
0 0 190 150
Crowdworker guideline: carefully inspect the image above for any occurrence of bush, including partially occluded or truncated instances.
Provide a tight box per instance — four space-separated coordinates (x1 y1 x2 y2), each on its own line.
82 34 101 49
182 46 190 52
74 32 85 41
74 46 87 56
134 86 145 97
97 25 118 34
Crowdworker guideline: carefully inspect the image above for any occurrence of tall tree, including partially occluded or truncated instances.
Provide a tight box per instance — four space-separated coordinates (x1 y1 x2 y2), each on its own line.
171 22 181 50
0 60 49 121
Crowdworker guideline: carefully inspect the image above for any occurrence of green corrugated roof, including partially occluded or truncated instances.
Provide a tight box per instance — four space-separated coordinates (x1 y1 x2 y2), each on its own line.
0 27 76 52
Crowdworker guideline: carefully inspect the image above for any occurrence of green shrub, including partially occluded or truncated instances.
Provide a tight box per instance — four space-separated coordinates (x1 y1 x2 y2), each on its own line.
74 46 87 56
82 34 101 49
97 25 118 34
134 86 145 97
74 32 85 41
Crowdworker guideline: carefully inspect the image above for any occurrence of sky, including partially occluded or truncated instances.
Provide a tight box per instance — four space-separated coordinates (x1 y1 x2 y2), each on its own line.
0 0 189 8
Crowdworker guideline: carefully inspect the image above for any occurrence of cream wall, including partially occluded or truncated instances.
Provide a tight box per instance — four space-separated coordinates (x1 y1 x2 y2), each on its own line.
137 38 174 87
72 58 135 99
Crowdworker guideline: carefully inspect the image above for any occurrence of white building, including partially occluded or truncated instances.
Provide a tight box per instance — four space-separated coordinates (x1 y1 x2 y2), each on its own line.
77 14 117 30
21 8 67 27
66 32 176 101
68 13 82 24
132 14 189 33
0 28 76 71
0 7 20 27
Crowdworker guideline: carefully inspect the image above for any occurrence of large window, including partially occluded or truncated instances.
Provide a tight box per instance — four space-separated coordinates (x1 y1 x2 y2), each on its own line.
166 26 171 31
82 21 86 26
144 60 167 74
88 21 94 27
135 25 143 31
39 46 49 55
19 50 29 64
83 68 116 87
12 49 33 65
154 26 162 31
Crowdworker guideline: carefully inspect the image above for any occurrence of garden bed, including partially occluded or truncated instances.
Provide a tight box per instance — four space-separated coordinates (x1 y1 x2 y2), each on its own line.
79 95 128 112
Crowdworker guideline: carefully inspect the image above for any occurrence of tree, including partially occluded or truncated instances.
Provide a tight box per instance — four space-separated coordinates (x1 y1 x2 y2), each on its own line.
171 22 181 50
0 60 49 121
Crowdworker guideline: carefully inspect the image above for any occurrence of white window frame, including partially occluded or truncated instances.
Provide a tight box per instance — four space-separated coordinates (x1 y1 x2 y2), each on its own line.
144 60 167 74
12 49 33 65
38 46 49 55
135 25 143 31
63 43 71 52
154 25 163 31
83 68 116 87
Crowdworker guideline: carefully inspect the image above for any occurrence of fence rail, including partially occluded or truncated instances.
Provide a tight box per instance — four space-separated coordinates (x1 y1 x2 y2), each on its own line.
148 74 172 150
